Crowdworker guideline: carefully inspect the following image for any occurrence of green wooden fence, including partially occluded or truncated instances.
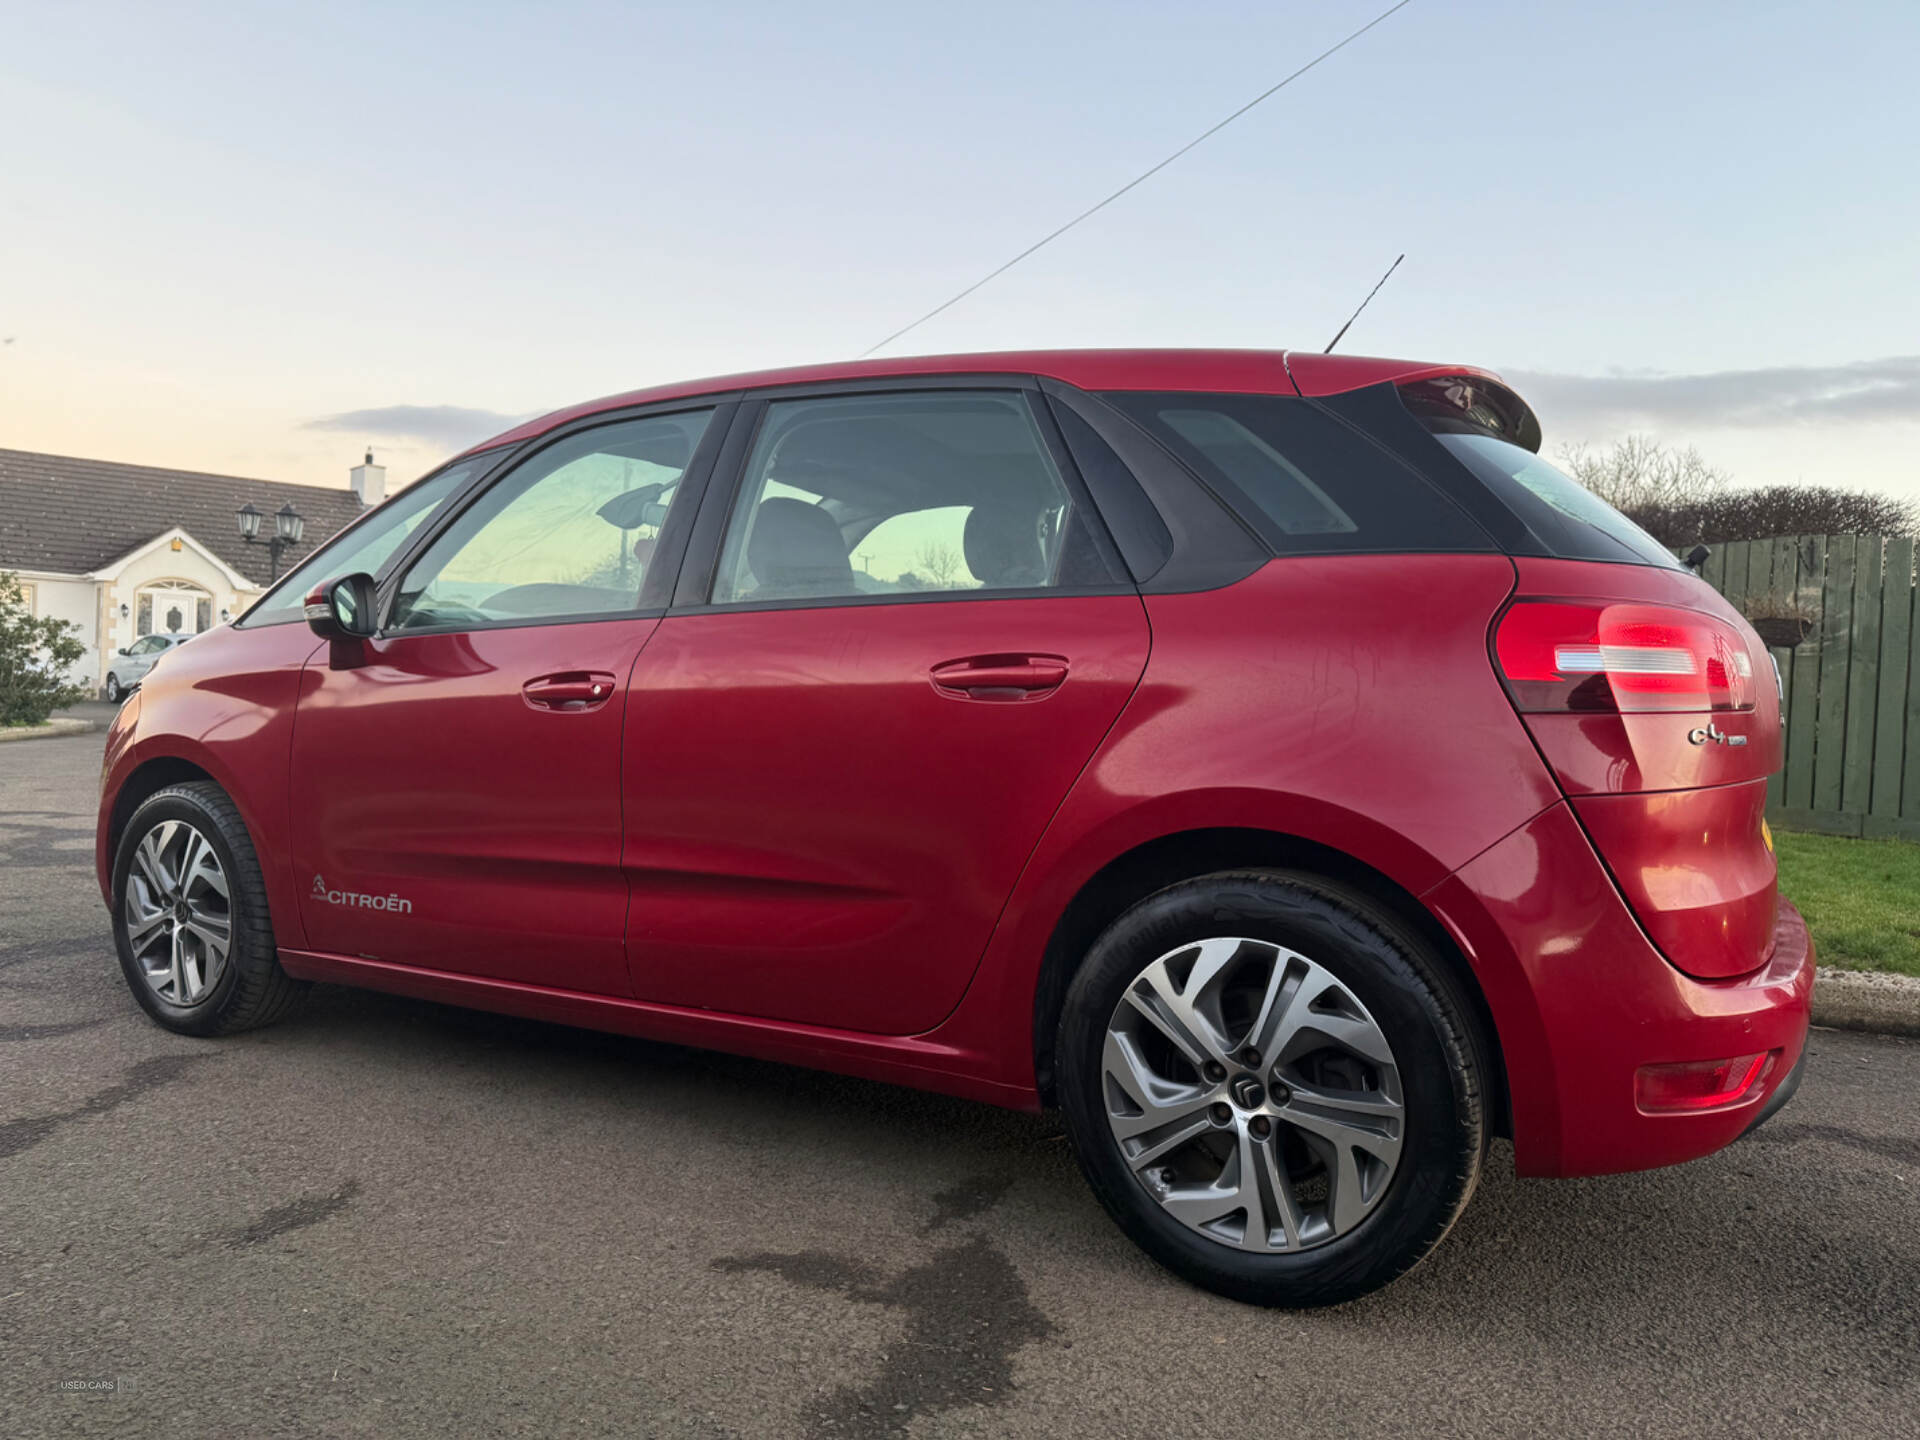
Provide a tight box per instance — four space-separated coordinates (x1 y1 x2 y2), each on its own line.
1689 534 1920 841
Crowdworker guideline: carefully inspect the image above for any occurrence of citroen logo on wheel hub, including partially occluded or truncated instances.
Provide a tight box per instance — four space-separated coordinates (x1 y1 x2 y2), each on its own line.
1229 1074 1265 1109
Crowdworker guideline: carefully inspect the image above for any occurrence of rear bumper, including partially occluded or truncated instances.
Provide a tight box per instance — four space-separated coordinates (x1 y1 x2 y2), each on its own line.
1739 1035 1809 1141
1424 802 1813 1178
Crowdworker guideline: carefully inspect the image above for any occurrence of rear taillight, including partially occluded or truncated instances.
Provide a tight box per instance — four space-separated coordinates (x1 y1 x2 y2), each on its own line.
1495 600 1758 713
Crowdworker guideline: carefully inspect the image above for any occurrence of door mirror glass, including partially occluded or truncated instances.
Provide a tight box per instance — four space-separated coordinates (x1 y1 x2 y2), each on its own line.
305 573 377 640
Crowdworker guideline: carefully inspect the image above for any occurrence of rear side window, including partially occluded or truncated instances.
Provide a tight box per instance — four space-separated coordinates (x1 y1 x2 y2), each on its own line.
1102 391 1491 555
710 390 1116 606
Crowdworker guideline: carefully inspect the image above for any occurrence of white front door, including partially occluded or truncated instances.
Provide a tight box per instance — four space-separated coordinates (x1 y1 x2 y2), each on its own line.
136 582 212 637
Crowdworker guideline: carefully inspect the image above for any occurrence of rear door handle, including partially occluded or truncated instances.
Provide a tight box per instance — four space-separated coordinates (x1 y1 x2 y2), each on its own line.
929 655 1069 700
523 671 618 711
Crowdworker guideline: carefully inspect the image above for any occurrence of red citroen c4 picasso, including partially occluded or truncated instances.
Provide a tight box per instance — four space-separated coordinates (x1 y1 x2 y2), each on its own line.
97 349 1812 1305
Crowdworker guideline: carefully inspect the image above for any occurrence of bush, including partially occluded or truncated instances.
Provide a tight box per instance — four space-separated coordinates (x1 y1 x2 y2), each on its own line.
1667 486 1917 545
0 572 88 727
1560 435 1917 546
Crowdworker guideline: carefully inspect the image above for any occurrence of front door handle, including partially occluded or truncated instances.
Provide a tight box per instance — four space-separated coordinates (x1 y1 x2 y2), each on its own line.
523 671 618 711
929 654 1069 700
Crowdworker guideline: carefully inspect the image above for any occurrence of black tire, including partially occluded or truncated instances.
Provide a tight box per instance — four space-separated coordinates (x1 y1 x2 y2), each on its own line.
1056 870 1488 1308
104 674 123 703
111 781 308 1036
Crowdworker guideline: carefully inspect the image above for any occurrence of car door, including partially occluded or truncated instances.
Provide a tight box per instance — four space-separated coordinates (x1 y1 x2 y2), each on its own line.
121 636 159 681
288 403 728 995
138 635 178 680
622 382 1151 1034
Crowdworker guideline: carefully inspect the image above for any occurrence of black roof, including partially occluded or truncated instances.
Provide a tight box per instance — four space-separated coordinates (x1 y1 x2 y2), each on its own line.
0 447 366 587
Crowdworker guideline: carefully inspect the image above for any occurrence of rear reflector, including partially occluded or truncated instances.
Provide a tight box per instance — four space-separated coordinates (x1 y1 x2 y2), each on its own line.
1496 600 1758 713
1635 1051 1778 1114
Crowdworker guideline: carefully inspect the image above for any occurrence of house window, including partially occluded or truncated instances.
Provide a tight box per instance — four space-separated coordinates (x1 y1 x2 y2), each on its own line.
12 581 32 614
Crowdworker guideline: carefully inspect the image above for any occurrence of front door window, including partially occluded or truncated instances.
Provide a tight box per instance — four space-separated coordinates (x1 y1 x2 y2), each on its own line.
392 409 714 631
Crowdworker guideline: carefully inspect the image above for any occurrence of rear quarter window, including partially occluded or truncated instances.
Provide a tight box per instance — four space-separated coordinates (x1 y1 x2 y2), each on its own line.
1101 391 1493 555
1430 431 1683 570
1338 376 1686 570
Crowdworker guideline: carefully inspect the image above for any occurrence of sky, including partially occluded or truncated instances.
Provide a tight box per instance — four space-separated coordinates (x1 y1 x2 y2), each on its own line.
2 0 1916 503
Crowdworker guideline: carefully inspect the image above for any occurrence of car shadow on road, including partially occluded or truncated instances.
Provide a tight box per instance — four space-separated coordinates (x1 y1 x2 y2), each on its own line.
260 986 1920 1405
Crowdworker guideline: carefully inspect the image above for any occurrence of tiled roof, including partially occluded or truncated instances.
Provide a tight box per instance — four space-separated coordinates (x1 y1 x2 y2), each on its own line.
0 447 366 587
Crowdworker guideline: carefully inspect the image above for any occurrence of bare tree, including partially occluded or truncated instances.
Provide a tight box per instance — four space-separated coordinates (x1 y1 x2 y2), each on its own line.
1559 435 1916 545
1558 434 1730 513
916 541 963 589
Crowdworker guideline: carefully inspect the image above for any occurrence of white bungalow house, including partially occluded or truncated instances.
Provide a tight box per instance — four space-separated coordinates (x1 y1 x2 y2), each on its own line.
0 447 383 695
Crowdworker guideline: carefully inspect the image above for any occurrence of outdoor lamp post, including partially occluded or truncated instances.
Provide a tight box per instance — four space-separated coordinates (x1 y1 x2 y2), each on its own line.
235 501 305 581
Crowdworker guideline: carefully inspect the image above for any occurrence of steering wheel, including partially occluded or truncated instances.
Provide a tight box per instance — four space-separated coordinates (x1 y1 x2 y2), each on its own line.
397 596 491 628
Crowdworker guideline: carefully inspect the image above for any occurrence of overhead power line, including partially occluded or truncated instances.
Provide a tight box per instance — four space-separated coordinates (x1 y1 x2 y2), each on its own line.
861 0 1420 357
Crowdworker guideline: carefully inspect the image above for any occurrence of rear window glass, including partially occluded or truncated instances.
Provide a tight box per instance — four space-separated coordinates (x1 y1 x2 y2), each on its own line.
1102 391 1491 555
1432 432 1683 570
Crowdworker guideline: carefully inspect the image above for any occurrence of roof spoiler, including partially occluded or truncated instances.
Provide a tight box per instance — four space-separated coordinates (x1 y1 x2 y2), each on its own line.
1280 354 1542 453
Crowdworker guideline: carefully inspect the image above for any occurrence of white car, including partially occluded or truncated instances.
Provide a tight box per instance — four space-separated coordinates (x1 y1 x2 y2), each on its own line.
103 633 192 702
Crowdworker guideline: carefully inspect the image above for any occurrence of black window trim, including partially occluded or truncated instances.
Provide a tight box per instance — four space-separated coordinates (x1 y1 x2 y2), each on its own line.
665 375 1139 619
1038 380 1270 595
365 395 744 640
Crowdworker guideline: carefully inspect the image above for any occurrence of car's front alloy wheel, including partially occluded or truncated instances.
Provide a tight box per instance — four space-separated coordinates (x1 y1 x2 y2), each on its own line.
124 818 232 1006
112 781 307 1036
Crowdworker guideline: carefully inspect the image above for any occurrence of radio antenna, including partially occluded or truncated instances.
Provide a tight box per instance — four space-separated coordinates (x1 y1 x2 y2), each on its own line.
1323 253 1404 354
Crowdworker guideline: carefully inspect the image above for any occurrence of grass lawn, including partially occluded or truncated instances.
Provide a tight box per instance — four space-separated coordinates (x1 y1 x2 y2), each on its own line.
1773 829 1920 977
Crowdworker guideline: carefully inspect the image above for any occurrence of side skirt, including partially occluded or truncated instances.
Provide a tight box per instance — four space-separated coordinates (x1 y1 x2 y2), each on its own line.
276 949 1040 1111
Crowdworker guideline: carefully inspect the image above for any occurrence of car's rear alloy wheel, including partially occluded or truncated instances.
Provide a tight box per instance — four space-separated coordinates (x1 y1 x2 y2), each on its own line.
105 674 123 703
1102 939 1403 1252
112 781 308 1036
1058 871 1488 1307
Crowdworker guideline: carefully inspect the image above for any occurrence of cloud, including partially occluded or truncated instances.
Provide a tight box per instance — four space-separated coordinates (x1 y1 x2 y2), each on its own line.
1505 356 1920 433
303 404 534 450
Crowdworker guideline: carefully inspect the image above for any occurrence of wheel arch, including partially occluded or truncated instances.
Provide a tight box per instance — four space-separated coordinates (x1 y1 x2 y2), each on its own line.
1027 825 1509 1135
105 755 222 875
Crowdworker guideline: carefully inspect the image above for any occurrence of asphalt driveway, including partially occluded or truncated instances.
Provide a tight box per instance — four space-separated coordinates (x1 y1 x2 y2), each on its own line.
3 732 1916 1438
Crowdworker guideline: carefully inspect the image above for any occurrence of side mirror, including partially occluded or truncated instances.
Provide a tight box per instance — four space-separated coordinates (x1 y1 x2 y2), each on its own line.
304 573 378 640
